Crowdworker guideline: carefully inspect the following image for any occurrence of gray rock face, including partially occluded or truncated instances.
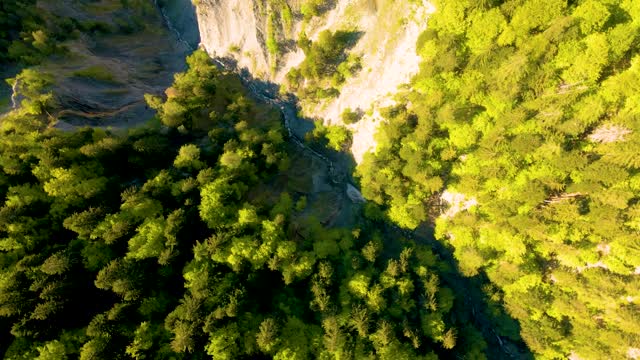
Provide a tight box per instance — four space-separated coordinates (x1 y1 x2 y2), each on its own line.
40 0 198 129
346 184 366 203
0 65 19 116
192 0 434 164
195 0 269 75
159 0 201 49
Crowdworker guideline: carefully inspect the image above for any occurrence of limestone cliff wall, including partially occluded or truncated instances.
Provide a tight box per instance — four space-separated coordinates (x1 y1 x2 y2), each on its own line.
195 0 270 75
194 0 434 163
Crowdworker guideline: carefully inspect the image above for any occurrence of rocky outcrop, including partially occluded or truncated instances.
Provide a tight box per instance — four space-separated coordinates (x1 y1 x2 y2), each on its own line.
195 0 269 75
160 0 200 49
194 0 434 163
317 0 435 163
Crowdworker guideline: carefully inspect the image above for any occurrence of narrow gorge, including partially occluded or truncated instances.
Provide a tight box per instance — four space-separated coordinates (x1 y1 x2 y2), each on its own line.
3 1 640 359
194 0 433 163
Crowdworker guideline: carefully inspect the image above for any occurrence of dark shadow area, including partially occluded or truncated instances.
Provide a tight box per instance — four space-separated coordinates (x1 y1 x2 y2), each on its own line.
317 0 339 16
414 225 535 359
219 57 359 184
279 39 299 54
333 30 364 49
214 56 362 231
214 55 534 360
156 0 200 49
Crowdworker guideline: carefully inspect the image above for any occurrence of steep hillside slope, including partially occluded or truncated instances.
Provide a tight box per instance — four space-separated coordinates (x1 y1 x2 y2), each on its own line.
195 0 433 162
2 0 198 129
355 0 640 358
0 43 491 360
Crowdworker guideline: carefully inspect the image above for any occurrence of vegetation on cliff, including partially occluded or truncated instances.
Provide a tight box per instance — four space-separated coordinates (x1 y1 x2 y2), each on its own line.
286 29 362 102
4 0 640 359
358 0 640 358
0 50 492 359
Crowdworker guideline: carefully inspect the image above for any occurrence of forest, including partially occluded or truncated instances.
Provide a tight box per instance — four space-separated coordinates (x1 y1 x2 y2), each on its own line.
0 50 495 359
357 0 640 358
1 0 640 359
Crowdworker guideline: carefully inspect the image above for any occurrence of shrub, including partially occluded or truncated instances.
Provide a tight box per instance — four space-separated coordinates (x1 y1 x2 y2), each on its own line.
73 65 117 83
341 108 360 124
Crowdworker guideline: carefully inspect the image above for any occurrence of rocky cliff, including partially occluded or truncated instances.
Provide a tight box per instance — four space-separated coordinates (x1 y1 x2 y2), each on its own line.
194 0 434 162
160 0 200 49
9 0 199 129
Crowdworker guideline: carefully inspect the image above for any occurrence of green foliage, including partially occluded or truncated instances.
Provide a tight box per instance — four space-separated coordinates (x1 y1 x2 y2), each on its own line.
279 3 293 34
307 121 352 151
359 0 640 358
325 125 352 151
173 144 204 170
151 50 280 133
266 11 280 58
0 0 39 62
286 30 361 102
263 0 298 71
72 66 117 83
0 0 83 64
4 69 55 118
341 107 360 124
0 47 475 359
300 0 323 20
35 340 66 360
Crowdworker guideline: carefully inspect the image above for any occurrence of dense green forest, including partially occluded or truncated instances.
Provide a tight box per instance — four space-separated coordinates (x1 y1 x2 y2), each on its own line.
358 0 640 358
0 51 495 359
0 0 39 63
3 0 640 359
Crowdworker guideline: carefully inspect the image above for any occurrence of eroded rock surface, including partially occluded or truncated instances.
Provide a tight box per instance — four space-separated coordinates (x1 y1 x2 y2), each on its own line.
195 0 434 163
32 0 199 129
